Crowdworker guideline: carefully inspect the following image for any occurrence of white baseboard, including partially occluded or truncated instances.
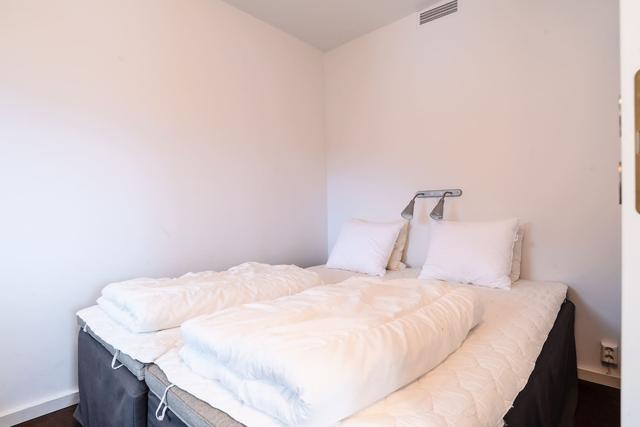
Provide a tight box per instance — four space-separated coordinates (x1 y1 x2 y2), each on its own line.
578 367 621 389
0 390 79 427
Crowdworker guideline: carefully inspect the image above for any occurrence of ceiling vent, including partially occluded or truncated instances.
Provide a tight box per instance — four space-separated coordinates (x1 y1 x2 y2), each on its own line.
419 0 458 25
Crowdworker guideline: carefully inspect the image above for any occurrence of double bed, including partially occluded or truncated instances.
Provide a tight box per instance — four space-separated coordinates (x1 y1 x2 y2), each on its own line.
75 266 576 427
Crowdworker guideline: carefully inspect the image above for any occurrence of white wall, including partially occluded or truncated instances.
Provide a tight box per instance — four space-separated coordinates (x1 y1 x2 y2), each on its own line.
325 0 620 377
0 0 326 417
0 0 623 419
620 0 640 422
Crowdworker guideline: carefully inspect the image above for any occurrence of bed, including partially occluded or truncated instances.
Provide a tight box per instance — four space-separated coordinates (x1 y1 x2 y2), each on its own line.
142 266 577 427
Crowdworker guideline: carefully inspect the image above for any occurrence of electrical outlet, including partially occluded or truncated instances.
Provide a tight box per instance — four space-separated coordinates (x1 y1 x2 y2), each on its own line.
601 340 619 366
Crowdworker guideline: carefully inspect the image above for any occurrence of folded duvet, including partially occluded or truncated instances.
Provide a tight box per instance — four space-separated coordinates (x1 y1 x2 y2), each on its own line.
179 278 483 427
98 263 321 333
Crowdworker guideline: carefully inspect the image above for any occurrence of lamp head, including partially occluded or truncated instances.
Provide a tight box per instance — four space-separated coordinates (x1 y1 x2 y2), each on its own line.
401 195 417 220
429 192 452 221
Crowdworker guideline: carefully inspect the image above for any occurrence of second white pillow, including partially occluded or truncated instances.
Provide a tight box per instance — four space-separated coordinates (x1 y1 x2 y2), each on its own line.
419 218 519 289
327 219 405 276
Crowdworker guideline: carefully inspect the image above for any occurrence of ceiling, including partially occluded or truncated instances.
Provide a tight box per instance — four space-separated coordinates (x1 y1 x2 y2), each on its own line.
221 0 441 51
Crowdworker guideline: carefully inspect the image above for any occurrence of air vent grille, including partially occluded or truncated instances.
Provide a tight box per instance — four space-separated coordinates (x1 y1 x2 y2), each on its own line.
419 0 458 25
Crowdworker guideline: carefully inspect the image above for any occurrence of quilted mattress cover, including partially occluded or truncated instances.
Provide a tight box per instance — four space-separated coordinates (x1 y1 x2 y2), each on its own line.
338 278 567 427
154 268 567 427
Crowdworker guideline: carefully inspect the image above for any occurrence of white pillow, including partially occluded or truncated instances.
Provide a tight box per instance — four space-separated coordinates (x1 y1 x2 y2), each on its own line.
327 219 405 276
387 221 409 271
419 218 519 289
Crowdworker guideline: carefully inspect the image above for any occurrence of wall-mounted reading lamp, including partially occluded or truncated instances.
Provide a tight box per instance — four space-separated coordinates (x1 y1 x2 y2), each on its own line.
401 189 463 221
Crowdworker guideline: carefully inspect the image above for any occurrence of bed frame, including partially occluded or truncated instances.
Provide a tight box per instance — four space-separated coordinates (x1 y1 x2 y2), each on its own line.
75 300 577 427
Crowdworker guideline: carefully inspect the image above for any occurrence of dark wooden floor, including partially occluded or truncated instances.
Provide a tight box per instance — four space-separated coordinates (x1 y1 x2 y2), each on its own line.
15 405 79 427
15 380 619 427
574 380 621 427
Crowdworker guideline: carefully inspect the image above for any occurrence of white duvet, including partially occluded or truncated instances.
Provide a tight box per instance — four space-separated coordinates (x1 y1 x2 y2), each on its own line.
179 277 483 427
98 262 321 333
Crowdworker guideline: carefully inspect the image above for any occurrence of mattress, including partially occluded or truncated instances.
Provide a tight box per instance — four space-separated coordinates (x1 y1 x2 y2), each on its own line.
151 267 568 427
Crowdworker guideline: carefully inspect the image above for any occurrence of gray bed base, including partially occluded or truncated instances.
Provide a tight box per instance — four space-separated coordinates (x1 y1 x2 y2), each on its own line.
75 318 151 427
74 328 148 427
